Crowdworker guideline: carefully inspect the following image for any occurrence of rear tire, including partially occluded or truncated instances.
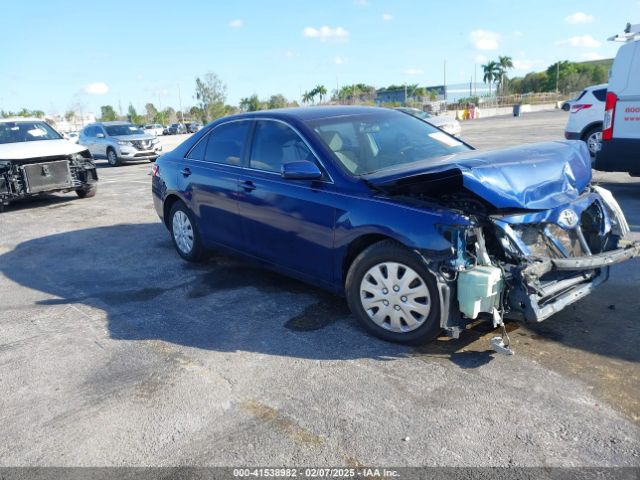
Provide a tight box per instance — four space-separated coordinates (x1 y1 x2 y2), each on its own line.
169 200 206 262
583 125 602 159
345 240 441 345
76 184 97 198
106 148 121 167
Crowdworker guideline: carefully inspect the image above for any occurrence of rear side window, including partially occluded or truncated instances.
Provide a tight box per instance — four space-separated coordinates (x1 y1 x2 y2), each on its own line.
592 89 607 102
203 121 249 165
576 90 587 101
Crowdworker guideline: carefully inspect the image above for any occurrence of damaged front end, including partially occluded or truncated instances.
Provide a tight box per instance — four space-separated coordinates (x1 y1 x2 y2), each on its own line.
0 150 98 208
366 141 640 339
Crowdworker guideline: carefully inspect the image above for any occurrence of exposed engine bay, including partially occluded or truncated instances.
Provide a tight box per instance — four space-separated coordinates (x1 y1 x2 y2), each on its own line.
0 151 98 208
375 174 640 344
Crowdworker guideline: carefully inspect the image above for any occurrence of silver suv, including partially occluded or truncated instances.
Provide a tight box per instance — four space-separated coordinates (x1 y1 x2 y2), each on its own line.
79 121 162 166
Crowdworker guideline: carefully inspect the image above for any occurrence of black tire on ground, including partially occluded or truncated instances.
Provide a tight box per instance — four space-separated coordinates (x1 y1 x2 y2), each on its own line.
75 184 98 198
582 125 602 159
169 200 206 262
106 148 121 167
345 240 441 345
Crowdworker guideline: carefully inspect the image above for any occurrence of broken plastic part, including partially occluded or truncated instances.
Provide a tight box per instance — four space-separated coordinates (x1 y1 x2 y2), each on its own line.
490 336 514 355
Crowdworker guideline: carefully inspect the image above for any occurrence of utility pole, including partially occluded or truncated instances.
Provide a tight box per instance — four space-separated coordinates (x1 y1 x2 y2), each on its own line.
443 60 447 103
177 84 183 124
474 64 477 96
555 62 560 94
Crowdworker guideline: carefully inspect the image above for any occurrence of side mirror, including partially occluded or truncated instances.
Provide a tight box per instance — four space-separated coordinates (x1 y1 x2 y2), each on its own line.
96 133 105 138
281 161 323 180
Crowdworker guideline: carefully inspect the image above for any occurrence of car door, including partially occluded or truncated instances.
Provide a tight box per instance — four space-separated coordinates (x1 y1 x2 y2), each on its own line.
237 119 335 284
80 126 97 155
178 120 250 249
93 125 109 158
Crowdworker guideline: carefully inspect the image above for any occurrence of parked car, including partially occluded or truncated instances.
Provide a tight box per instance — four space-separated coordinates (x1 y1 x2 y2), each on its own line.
64 131 80 143
563 83 607 159
152 106 639 345
0 118 98 210
186 122 202 133
144 124 164 136
166 123 186 135
79 121 162 166
395 107 462 136
596 23 640 175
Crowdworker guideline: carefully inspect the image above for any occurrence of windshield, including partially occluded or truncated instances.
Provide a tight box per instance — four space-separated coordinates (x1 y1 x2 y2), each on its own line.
105 124 144 136
0 121 62 144
308 111 470 175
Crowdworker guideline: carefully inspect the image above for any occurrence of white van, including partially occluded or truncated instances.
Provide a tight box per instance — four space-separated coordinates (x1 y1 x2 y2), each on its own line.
595 23 640 174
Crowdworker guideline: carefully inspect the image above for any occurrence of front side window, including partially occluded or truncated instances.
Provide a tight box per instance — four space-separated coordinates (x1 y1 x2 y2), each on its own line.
249 120 313 173
202 121 250 165
0 121 62 144
308 111 470 175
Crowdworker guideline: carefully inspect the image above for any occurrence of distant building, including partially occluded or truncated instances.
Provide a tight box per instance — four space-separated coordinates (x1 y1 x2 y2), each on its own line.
48 112 97 133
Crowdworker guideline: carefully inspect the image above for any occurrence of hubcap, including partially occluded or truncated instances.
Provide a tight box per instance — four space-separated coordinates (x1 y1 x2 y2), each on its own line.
108 151 116 164
172 210 194 254
360 262 431 333
587 131 602 155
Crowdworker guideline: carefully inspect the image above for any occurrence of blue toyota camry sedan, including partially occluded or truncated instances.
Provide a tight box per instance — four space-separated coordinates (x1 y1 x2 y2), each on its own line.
152 106 639 345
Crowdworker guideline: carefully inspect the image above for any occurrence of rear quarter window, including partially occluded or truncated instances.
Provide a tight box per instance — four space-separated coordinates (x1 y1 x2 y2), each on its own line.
592 89 607 102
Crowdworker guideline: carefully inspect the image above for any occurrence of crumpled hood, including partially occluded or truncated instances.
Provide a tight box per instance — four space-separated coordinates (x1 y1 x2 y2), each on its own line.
0 139 87 160
364 141 592 210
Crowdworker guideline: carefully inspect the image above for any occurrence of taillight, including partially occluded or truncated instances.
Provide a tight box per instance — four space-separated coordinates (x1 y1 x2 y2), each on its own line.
602 92 617 141
570 104 592 113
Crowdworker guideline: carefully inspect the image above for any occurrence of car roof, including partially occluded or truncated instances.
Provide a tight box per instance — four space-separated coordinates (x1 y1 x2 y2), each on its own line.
584 83 608 91
92 121 133 126
221 106 395 123
0 117 47 123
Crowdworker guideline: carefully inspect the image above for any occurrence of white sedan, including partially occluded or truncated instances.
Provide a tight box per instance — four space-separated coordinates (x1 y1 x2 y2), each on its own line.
143 124 164 136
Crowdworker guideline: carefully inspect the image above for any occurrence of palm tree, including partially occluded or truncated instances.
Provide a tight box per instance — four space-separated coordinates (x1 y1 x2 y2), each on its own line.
497 56 514 94
482 61 500 95
315 85 327 104
302 91 314 104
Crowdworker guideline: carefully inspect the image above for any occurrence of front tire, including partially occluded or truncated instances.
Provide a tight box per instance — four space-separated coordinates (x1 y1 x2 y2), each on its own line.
106 148 121 167
76 184 97 198
345 240 441 345
169 200 206 262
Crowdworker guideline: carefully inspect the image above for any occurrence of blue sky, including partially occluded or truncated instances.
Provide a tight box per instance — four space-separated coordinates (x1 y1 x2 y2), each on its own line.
1 0 638 115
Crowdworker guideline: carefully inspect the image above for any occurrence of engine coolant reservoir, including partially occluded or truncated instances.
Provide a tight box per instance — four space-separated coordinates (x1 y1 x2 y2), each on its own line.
457 265 503 319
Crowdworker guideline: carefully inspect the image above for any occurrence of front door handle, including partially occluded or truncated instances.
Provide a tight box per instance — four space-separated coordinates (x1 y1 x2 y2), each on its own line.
242 180 256 192
181 168 192 177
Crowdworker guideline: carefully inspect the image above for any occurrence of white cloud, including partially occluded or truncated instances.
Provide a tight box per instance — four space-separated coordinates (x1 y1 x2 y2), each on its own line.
83 82 109 95
303 26 349 41
285 51 299 58
556 35 601 48
469 29 500 50
565 12 594 24
513 59 543 71
355 0 368 5
404 68 424 75
514 31 524 37
581 52 605 61
382 13 393 21
229 19 243 28
334 56 347 65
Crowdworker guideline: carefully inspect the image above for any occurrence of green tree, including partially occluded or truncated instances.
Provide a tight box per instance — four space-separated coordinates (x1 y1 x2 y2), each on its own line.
194 72 227 122
315 85 327 104
127 103 143 125
145 103 158 122
482 61 501 95
497 55 514 94
239 94 263 112
268 94 287 109
302 90 314 104
100 105 117 122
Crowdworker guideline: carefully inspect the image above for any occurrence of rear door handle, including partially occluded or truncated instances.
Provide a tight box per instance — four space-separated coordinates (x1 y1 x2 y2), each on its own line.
241 180 256 192
181 168 192 177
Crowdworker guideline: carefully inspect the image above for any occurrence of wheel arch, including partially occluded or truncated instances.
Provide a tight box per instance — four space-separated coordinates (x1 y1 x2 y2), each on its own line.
340 233 397 287
163 193 184 228
581 121 603 140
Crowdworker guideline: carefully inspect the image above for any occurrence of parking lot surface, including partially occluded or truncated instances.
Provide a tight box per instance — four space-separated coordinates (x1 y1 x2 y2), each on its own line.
0 110 638 467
